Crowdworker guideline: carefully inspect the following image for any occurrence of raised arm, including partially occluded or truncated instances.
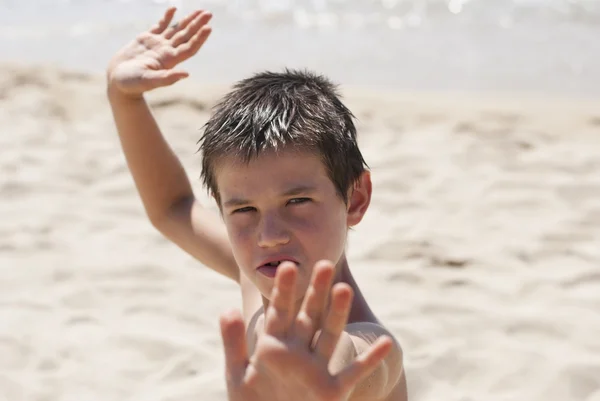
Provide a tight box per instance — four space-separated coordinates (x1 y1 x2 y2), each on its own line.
106 7 239 282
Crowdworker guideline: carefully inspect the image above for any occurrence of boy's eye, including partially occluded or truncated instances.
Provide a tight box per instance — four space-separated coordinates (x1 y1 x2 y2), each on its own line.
288 198 311 205
232 206 256 214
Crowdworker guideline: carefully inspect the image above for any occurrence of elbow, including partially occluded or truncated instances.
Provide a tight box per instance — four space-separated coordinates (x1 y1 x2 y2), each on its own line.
146 206 171 232
147 196 193 232
148 212 168 233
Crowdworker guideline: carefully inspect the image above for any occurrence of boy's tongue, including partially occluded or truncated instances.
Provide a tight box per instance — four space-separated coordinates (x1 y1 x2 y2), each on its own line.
258 260 295 278
257 265 279 277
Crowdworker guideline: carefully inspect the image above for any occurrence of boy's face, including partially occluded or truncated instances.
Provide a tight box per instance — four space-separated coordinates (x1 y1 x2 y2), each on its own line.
214 148 370 300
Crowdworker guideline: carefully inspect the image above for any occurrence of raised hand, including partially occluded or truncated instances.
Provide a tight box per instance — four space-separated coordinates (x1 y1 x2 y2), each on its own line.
106 7 212 97
219 261 393 401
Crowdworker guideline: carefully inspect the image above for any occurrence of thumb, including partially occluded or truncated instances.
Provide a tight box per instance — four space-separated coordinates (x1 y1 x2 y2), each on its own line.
143 69 189 88
219 309 249 384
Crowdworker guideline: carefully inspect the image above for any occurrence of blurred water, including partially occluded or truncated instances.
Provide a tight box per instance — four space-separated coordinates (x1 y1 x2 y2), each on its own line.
1 0 599 95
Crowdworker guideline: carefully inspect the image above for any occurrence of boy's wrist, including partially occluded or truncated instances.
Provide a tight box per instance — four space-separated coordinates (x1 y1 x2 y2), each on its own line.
106 82 145 103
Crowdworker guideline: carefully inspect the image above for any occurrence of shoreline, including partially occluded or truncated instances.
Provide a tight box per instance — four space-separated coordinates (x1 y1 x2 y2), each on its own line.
4 61 599 108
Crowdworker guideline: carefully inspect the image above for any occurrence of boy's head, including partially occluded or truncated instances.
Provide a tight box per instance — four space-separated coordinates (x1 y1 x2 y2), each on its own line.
197 69 371 299
198 69 367 205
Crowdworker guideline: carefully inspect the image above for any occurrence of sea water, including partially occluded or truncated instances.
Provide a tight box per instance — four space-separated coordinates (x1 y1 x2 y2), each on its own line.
1 0 599 96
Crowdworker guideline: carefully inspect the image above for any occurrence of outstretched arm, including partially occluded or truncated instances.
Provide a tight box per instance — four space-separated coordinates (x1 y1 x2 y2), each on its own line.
107 8 210 222
106 8 239 282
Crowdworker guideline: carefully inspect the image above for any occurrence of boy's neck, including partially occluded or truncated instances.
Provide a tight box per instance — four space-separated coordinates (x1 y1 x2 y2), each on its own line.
333 254 379 324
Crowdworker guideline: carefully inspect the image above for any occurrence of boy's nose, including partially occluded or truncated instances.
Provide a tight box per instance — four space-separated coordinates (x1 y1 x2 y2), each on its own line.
257 215 290 248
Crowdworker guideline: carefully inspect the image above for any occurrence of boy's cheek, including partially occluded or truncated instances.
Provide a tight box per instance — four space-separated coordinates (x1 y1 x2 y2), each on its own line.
225 220 253 243
226 232 253 267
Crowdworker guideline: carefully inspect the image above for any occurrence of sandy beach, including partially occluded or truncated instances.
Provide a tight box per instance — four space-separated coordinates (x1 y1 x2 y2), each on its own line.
1 63 600 401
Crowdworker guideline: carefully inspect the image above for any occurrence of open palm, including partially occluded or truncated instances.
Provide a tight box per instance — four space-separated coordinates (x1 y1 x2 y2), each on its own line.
107 7 212 96
219 261 393 401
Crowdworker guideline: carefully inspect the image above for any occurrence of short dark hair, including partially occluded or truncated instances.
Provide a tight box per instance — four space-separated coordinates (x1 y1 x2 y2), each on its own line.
198 69 368 205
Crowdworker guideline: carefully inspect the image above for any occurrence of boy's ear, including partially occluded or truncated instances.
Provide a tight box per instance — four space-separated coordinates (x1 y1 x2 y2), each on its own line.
346 171 372 227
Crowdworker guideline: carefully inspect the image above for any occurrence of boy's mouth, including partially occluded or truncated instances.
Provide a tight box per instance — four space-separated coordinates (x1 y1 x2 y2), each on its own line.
256 258 298 278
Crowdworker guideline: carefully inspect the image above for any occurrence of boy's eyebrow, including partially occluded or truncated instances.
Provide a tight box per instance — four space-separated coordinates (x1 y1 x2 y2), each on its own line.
223 197 251 208
281 184 317 197
222 185 317 208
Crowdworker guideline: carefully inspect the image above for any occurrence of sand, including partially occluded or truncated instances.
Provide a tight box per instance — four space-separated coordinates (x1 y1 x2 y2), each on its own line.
1 63 599 401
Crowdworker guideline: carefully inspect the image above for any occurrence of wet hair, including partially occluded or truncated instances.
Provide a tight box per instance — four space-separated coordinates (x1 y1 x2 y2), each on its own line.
198 68 368 205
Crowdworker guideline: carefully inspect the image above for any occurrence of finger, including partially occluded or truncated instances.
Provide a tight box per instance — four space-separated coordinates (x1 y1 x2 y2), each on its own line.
172 11 213 47
142 69 189 88
219 309 250 383
313 283 353 361
163 9 203 39
168 9 204 43
149 7 177 34
263 262 297 339
175 25 213 61
293 260 335 348
337 336 394 391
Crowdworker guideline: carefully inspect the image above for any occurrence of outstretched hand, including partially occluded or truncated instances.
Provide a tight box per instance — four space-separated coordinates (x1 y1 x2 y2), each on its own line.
107 7 212 97
219 261 393 401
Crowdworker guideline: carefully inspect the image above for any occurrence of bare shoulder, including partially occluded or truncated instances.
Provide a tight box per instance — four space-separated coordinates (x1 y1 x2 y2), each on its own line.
346 322 396 341
346 322 407 401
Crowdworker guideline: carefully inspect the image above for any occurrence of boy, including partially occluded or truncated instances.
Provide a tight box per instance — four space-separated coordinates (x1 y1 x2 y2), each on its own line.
106 7 407 401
